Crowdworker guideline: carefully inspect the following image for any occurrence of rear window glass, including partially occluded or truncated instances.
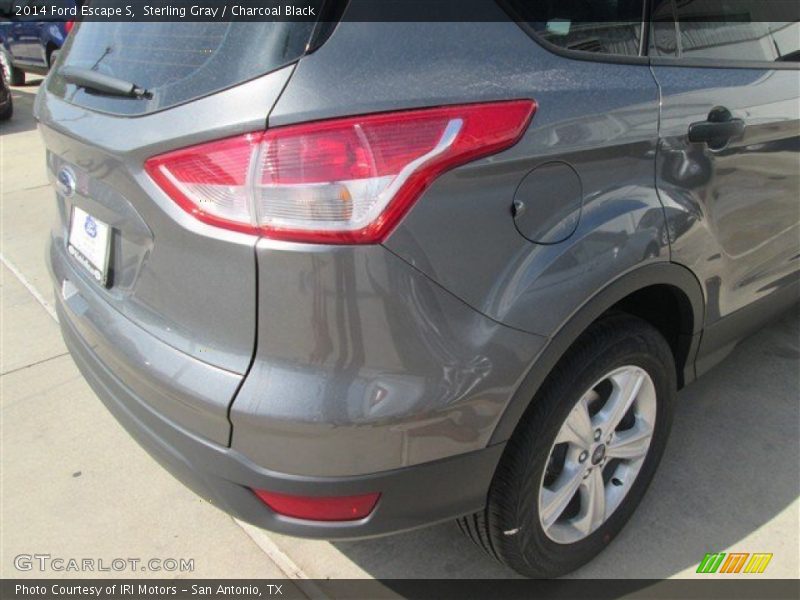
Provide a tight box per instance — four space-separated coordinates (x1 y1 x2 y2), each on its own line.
49 22 317 115
506 0 645 57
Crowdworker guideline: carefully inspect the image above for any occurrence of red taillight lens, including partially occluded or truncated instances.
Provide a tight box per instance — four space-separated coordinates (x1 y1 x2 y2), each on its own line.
64 21 74 33
145 100 536 244
253 489 380 521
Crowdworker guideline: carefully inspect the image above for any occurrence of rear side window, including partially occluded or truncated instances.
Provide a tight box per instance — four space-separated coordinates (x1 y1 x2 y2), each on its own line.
651 0 800 62
505 0 646 57
49 21 317 115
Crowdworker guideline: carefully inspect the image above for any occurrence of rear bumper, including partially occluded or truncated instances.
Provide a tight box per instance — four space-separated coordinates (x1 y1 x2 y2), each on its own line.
58 292 505 538
49 218 545 536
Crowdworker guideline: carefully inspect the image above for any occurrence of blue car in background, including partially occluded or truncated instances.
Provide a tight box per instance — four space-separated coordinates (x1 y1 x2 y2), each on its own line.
0 1 76 85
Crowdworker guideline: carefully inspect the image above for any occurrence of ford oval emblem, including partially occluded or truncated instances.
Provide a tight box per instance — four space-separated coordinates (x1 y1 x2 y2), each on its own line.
56 166 77 198
84 215 98 239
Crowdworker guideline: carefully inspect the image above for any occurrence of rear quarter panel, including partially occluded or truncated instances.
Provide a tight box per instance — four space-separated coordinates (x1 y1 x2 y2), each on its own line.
271 14 665 338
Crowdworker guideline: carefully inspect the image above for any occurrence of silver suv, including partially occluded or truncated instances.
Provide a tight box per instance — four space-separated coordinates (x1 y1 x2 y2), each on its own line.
37 1 799 577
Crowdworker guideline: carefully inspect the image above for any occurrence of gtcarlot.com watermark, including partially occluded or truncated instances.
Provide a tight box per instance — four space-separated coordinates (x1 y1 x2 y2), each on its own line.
14 554 194 573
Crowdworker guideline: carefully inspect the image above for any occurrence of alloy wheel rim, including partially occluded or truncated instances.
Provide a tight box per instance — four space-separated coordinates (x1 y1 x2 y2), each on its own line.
538 365 657 544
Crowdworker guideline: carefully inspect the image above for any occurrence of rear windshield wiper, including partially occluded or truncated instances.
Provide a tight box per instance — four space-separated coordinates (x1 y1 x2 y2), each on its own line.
60 66 151 99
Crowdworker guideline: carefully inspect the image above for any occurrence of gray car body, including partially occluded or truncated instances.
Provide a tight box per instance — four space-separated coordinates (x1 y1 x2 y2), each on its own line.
37 6 799 537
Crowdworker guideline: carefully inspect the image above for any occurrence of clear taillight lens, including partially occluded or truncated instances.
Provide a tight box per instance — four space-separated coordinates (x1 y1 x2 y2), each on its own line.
145 100 536 244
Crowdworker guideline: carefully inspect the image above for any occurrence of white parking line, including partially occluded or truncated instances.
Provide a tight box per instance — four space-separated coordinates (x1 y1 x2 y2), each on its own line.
0 249 317 588
235 521 323 597
0 252 59 322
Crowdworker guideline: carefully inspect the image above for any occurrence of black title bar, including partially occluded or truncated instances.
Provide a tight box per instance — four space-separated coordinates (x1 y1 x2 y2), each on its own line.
3 0 799 23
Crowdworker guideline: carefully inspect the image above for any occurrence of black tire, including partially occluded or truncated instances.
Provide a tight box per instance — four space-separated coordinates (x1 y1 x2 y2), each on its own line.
0 50 25 86
459 314 676 578
0 97 12 121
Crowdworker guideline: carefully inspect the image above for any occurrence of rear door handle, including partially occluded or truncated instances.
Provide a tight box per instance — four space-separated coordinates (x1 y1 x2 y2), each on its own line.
688 106 745 148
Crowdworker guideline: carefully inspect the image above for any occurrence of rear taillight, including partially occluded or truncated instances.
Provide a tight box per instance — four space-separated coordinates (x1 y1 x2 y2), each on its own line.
145 100 535 244
64 21 74 33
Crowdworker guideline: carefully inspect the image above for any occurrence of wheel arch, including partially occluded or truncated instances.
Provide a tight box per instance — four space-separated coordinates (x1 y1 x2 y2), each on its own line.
489 262 704 445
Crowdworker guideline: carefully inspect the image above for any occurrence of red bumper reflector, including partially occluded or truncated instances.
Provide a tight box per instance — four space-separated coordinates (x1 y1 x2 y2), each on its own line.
253 489 380 521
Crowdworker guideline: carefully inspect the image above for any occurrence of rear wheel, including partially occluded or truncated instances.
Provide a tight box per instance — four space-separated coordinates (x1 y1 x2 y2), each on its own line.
459 314 676 578
0 96 12 121
0 50 25 86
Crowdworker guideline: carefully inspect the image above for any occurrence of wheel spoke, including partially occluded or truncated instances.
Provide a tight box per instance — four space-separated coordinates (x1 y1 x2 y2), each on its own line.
555 395 594 447
607 423 653 461
540 466 583 529
572 468 606 536
596 369 645 432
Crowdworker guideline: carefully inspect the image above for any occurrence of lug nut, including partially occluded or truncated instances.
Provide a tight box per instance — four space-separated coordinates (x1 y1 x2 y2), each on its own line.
606 433 613 443
583 469 592 479
594 429 602 441
579 451 589 463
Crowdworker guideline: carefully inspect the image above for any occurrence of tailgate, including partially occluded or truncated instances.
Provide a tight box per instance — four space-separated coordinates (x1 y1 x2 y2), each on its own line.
36 37 300 445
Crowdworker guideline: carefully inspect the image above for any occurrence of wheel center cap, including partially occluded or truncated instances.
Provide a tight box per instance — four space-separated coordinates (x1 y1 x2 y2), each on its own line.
591 444 606 465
